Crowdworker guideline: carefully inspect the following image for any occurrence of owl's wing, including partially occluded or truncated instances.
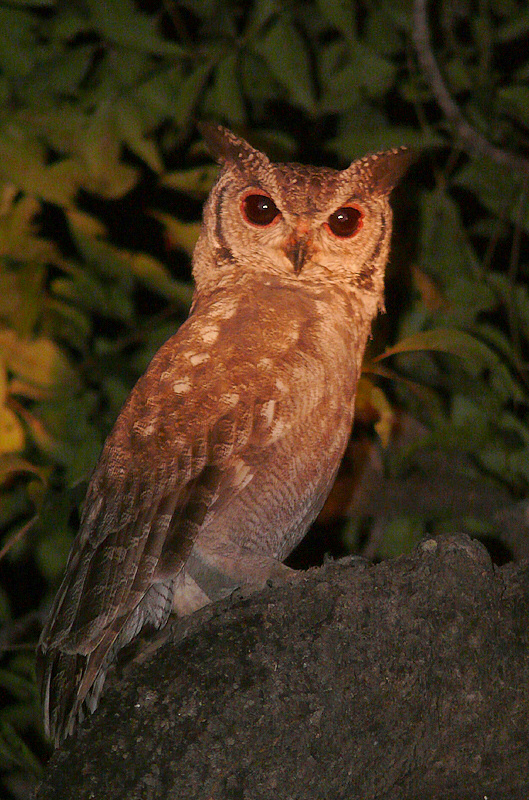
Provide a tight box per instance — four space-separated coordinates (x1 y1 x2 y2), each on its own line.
37 461 217 741
37 360 262 743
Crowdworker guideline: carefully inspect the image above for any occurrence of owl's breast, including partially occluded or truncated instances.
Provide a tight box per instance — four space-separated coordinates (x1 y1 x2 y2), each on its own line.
170 280 362 559
118 279 359 463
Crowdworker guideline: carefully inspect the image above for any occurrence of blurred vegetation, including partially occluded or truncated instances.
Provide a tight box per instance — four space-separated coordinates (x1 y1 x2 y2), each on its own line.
0 0 527 793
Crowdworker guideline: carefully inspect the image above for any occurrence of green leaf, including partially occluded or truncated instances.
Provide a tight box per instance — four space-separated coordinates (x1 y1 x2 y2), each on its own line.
454 161 529 233
496 7 529 42
45 298 92 352
172 61 215 127
376 327 484 360
204 52 246 125
115 98 164 173
65 436 102 487
65 232 130 283
497 85 529 128
86 0 188 57
36 530 72 583
53 7 93 39
0 8 38 78
120 252 193 306
352 41 397 97
331 119 441 160
80 104 139 198
374 328 523 401
315 0 355 40
378 515 426 559
450 395 491 441
244 0 280 40
0 331 79 394
414 189 481 288
151 212 201 257
0 718 42 774
240 49 282 104
51 275 113 320
32 45 94 96
0 669 34 701
162 164 219 198
2 0 53 5
0 406 25 455
136 64 185 116
0 132 81 207
252 16 315 110
364 7 403 56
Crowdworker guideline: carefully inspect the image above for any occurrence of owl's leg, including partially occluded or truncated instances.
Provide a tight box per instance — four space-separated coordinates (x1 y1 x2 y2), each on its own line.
171 570 212 616
183 540 296 606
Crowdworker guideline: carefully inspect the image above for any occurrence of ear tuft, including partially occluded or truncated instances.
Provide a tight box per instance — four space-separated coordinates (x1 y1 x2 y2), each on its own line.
198 122 270 170
345 147 417 196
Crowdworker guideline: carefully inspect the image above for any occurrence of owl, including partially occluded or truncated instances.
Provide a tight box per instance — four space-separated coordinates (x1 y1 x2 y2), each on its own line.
37 124 413 745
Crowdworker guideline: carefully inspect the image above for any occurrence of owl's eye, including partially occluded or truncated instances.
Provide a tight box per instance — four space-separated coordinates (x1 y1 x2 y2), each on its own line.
242 193 280 227
326 205 363 238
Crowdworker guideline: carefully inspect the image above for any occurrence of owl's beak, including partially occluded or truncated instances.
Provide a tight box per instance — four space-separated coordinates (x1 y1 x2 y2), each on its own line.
284 224 312 274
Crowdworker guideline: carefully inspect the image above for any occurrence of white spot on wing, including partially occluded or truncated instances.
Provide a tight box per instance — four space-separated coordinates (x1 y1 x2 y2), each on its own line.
215 296 239 320
220 392 239 408
268 419 286 442
185 351 210 366
134 419 157 436
201 325 219 345
275 377 289 393
173 376 192 394
258 357 273 370
284 323 300 346
232 458 254 490
261 399 276 427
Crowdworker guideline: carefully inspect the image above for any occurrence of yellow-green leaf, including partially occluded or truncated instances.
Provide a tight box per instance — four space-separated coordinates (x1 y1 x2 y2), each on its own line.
80 105 139 198
0 405 24 454
355 376 394 447
0 360 6 404
115 98 164 174
151 212 201 255
373 328 523 402
0 454 47 486
0 130 83 206
65 208 107 237
0 331 79 393
162 165 219 198
376 327 498 363
123 252 193 306
253 16 315 110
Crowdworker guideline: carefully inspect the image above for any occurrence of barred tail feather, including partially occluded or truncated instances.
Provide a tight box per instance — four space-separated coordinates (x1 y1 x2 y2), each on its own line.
37 578 175 745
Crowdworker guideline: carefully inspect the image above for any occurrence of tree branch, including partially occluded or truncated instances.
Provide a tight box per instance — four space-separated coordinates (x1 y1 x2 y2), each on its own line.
36 534 529 800
413 0 529 177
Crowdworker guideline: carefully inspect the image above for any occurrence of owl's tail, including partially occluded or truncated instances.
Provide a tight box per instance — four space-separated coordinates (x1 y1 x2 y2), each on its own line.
37 579 175 746
37 640 110 746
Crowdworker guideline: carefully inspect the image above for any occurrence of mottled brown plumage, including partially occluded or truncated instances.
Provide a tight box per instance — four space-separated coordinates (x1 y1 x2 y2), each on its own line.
37 124 413 745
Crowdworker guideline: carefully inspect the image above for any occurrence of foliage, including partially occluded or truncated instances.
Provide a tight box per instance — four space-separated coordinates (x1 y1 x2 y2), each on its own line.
0 0 527 792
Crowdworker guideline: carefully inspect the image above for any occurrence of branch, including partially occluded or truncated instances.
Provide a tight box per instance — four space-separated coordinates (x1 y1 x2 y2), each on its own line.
36 535 529 799
413 0 529 177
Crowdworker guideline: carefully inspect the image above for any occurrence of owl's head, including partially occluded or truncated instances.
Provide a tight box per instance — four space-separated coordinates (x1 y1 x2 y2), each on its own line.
193 124 413 302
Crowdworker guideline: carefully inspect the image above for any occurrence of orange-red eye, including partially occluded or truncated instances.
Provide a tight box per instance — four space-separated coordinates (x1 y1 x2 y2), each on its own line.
326 205 363 238
242 193 280 227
